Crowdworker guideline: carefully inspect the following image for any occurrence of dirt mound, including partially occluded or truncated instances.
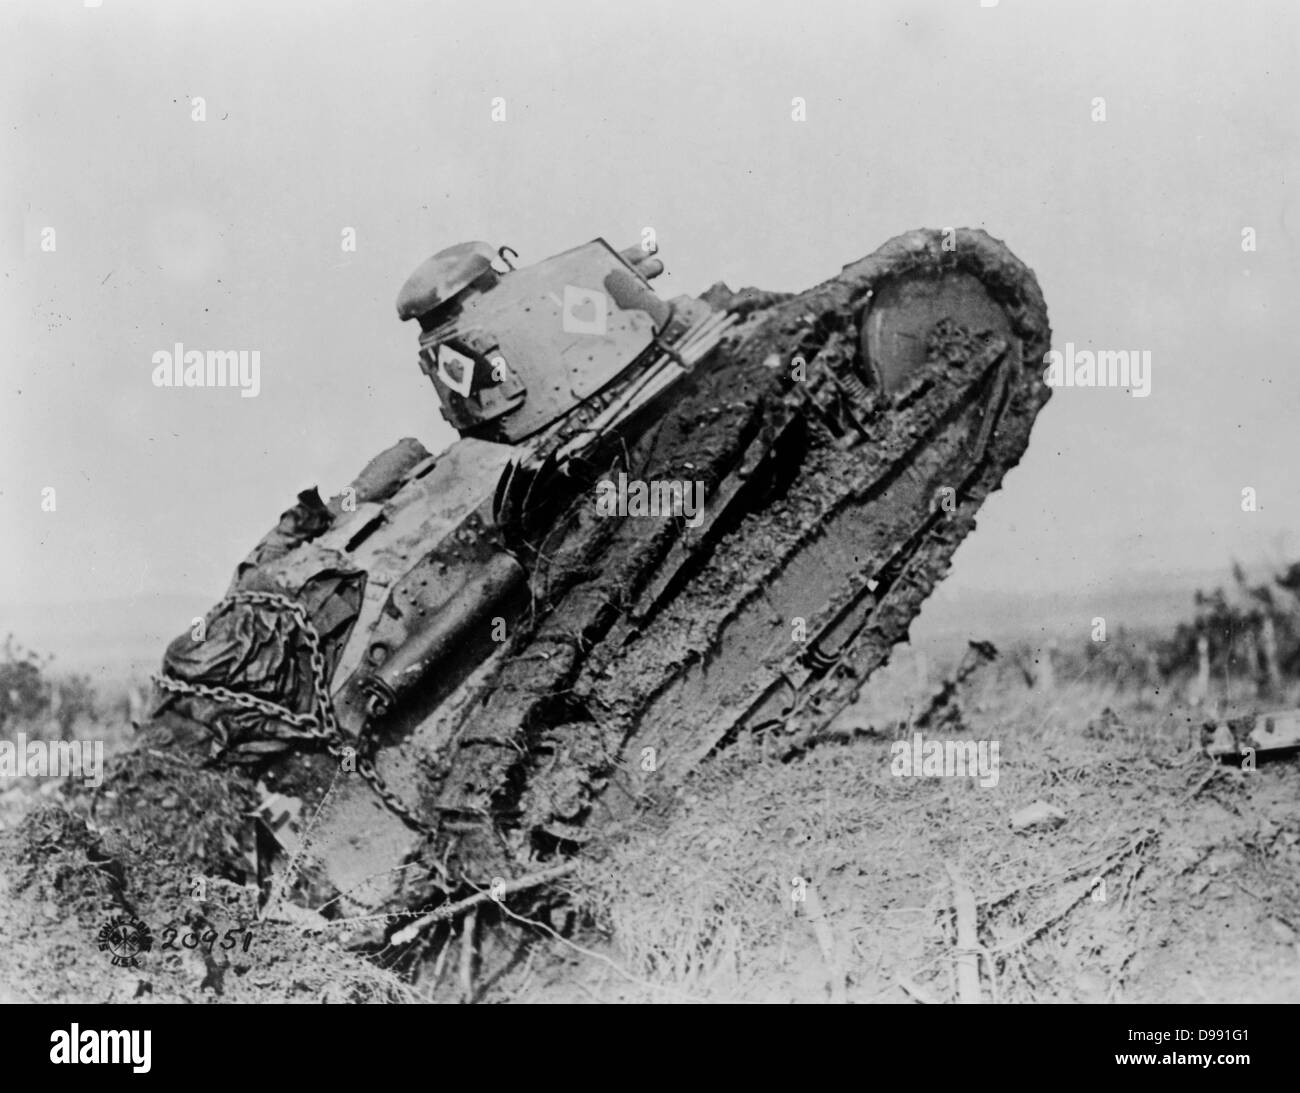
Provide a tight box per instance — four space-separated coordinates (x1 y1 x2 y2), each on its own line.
495 670 1300 1003
0 770 414 1004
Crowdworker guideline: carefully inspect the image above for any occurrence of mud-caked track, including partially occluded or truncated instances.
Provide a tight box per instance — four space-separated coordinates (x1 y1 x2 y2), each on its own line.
468 228 1052 847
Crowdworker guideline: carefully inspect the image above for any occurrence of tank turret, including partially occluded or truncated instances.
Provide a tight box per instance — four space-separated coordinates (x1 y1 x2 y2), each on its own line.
396 239 680 443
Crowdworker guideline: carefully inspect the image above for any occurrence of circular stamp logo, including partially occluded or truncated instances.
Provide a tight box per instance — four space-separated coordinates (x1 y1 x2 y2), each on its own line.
96 915 154 968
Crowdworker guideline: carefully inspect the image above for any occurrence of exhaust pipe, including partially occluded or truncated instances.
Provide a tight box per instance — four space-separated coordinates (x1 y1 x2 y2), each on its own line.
358 550 527 717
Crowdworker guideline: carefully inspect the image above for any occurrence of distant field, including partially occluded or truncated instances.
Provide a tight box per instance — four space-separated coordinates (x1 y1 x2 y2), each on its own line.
875 569 1209 665
0 594 212 682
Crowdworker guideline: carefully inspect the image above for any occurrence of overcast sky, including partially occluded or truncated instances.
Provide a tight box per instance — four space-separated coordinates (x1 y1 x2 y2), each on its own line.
2 0 1297 612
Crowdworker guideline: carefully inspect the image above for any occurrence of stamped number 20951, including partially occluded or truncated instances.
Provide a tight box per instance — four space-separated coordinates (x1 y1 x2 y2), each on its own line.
159 926 254 953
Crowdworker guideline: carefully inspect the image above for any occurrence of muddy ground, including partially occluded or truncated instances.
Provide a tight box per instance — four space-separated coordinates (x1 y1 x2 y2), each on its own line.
2 646 1297 1004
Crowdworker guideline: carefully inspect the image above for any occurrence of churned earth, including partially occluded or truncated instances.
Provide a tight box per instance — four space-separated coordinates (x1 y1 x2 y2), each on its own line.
3 645 1297 1004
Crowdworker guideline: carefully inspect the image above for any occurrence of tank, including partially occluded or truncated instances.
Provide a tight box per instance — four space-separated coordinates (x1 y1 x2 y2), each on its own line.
150 227 1052 931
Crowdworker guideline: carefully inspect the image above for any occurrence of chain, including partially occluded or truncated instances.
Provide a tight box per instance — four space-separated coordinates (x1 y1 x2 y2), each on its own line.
154 590 435 837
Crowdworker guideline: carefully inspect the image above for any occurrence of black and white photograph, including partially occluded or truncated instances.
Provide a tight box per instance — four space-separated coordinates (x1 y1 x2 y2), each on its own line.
1 0 1296 1037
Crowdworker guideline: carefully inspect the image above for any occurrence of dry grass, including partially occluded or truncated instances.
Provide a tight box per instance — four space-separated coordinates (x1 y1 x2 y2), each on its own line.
536 656 1300 1004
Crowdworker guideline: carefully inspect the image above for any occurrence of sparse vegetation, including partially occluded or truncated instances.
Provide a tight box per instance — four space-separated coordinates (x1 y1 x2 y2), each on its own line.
0 636 52 730
53 674 98 739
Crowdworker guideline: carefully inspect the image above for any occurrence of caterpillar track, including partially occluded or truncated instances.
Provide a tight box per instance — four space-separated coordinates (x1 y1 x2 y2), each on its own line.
151 227 1051 931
